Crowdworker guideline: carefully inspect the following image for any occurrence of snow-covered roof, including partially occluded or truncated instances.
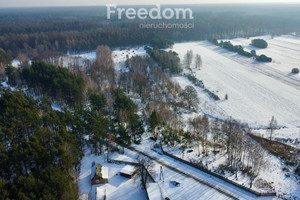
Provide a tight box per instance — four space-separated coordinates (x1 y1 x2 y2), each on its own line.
91 163 108 180
120 165 137 176
147 183 162 200
96 187 106 200
101 166 108 179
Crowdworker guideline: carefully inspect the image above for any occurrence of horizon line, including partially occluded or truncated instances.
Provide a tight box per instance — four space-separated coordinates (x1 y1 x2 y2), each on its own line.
1 2 300 8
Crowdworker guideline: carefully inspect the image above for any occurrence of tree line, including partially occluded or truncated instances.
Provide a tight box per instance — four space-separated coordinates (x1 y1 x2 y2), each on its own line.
1 6 296 58
211 39 272 62
159 115 266 188
6 61 85 106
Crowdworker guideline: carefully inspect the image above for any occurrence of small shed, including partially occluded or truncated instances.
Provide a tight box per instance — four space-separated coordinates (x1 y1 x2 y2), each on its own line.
91 163 108 185
120 165 138 178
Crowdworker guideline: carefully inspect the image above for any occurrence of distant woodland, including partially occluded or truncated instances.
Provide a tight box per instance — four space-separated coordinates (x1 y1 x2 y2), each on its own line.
1 5 300 57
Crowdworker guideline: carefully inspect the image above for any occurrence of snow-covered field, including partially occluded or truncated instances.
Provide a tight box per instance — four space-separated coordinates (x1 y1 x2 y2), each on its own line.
229 35 300 77
68 46 146 71
170 36 300 142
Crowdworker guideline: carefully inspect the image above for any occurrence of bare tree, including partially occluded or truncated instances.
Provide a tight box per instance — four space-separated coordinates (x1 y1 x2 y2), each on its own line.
184 50 193 68
189 116 202 156
248 142 266 188
194 54 202 69
107 133 115 161
200 115 209 154
211 119 219 153
267 116 277 140
17 53 29 66
91 45 116 90
136 155 153 189
189 115 209 156
183 85 199 109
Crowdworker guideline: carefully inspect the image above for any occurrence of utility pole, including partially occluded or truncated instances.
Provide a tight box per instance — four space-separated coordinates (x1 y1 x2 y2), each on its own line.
160 166 164 182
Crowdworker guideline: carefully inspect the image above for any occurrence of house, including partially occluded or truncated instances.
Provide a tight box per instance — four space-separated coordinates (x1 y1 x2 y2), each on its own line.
91 163 108 185
120 165 138 178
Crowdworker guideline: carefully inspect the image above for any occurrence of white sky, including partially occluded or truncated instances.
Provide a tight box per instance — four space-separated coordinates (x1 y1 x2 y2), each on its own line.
0 0 300 7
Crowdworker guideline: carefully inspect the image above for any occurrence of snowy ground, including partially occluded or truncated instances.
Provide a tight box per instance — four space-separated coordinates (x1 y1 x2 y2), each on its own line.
169 36 300 143
80 141 277 200
112 145 243 200
130 137 282 200
68 46 146 71
79 147 239 200
112 46 146 70
229 35 300 77
78 150 147 200
163 141 300 198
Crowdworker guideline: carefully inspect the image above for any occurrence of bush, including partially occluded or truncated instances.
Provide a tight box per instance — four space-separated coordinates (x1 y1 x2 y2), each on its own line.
210 38 219 46
291 68 299 74
256 54 272 62
238 49 253 57
185 74 204 88
251 39 268 49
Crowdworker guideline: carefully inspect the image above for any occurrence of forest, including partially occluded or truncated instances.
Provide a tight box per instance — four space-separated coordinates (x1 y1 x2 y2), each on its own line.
1 4 300 57
0 90 81 200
